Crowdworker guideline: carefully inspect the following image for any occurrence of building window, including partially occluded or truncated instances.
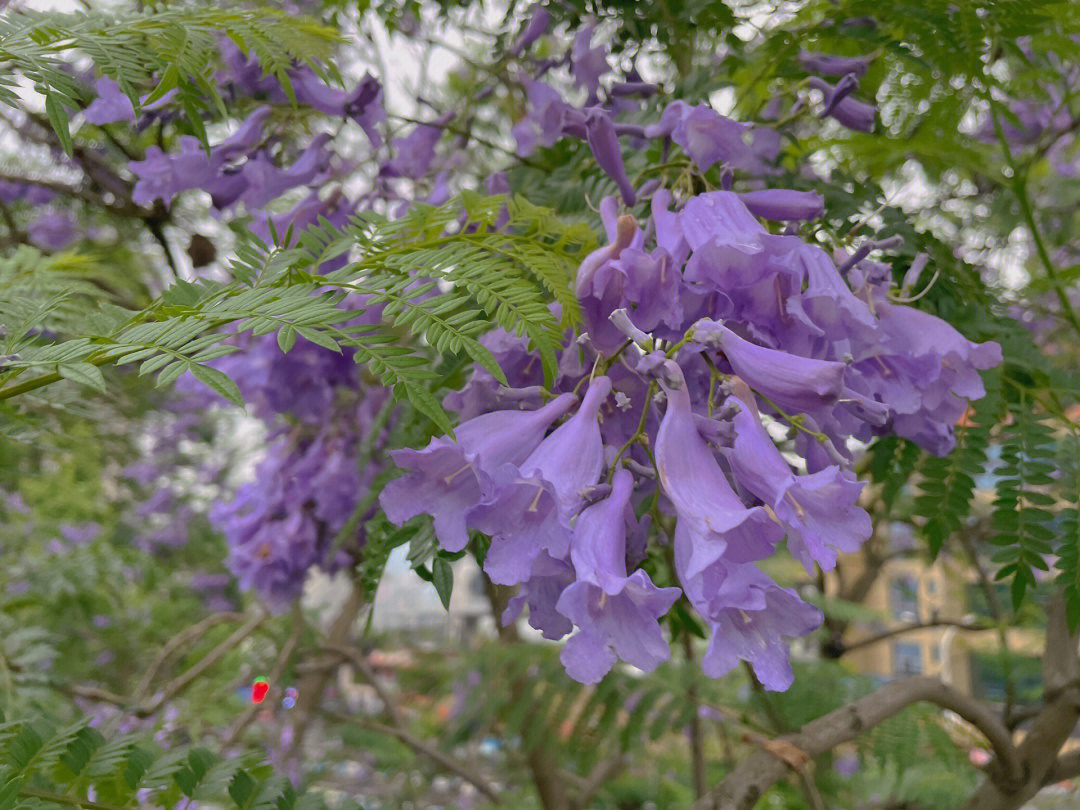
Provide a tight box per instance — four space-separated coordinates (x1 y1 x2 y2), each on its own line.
893 642 922 677
889 576 919 621
970 652 1043 704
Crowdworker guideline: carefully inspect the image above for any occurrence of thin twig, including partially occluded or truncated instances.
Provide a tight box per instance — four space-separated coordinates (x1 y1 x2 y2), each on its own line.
135 611 266 716
316 641 503 804
132 611 245 702
990 101 1080 337
682 632 709 801
838 618 989 655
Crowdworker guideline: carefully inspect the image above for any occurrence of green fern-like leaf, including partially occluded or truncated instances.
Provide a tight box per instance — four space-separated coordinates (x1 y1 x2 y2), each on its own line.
0 194 590 435
0 711 342 810
915 368 1001 556
0 7 340 149
990 399 1057 609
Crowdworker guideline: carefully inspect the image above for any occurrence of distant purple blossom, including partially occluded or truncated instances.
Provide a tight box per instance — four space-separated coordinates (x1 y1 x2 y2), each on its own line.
83 78 136 125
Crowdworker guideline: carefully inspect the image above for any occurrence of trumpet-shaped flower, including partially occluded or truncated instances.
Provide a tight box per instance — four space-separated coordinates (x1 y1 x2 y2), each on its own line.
655 360 783 579
469 378 611 584
556 469 681 682
380 393 578 552
724 384 870 571
692 319 847 413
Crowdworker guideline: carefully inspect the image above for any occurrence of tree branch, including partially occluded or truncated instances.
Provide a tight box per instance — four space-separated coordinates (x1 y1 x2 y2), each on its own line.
837 618 988 655
957 593 1080 810
135 610 266 717
692 676 1024 810
290 585 363 750
958 530 1018 722
315 643 503 804
571 754 628 810
1043 750 1080 785
682 632 709 802
132 611 245 702
350 716 503 804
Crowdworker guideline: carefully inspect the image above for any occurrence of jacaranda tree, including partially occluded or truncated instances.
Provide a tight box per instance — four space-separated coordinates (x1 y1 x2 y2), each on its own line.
2 1 1080 809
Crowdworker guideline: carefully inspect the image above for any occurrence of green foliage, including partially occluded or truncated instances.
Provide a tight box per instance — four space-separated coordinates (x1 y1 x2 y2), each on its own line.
0 195 593 434
0 709 358 810
990 399 1058 609
0 7 341 152
915 369 1001 557
866 435 922 517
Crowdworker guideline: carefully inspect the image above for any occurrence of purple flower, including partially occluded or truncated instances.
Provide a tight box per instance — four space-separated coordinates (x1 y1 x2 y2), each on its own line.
60 522 100 546
576 200 684 351
794 242 878 341
294 71 385 147
512 79 577 157
384 114 449 179
724 384 871 572
83 78 135 125
502 552 574 639
216 477 319 608
130 108 270 206
28 210 77 250
470 378 611 584
678 190 765 250
699 564 821 689
901 253 930 292
218 39 279 96
798 52 872 77
737 189 824 221
380 393 578 553
556 469 681 683
571 23 610 100
6 580 28 596
847 299 1002 454
646 103 779 173
651 189 690 267
654 359 783 579
585 110 636 205
834 754 861 777
237 133 332 209
610 81 658 98
808 77 876 132
691 319 847 413
508 6 550 56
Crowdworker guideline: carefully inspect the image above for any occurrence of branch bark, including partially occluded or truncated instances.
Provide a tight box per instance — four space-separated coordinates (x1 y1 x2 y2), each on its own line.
683 632 709 802
290 585 363 750
956 593 1080 810
482 578 572 810
692 676 1024 810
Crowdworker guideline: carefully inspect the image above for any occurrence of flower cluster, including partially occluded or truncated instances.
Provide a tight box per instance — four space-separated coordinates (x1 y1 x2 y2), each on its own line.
381 53 1001 685
103 13 1001 686
201 333 395 609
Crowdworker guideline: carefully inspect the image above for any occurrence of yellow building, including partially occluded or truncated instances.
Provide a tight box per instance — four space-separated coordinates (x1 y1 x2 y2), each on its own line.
830 552 1044 702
